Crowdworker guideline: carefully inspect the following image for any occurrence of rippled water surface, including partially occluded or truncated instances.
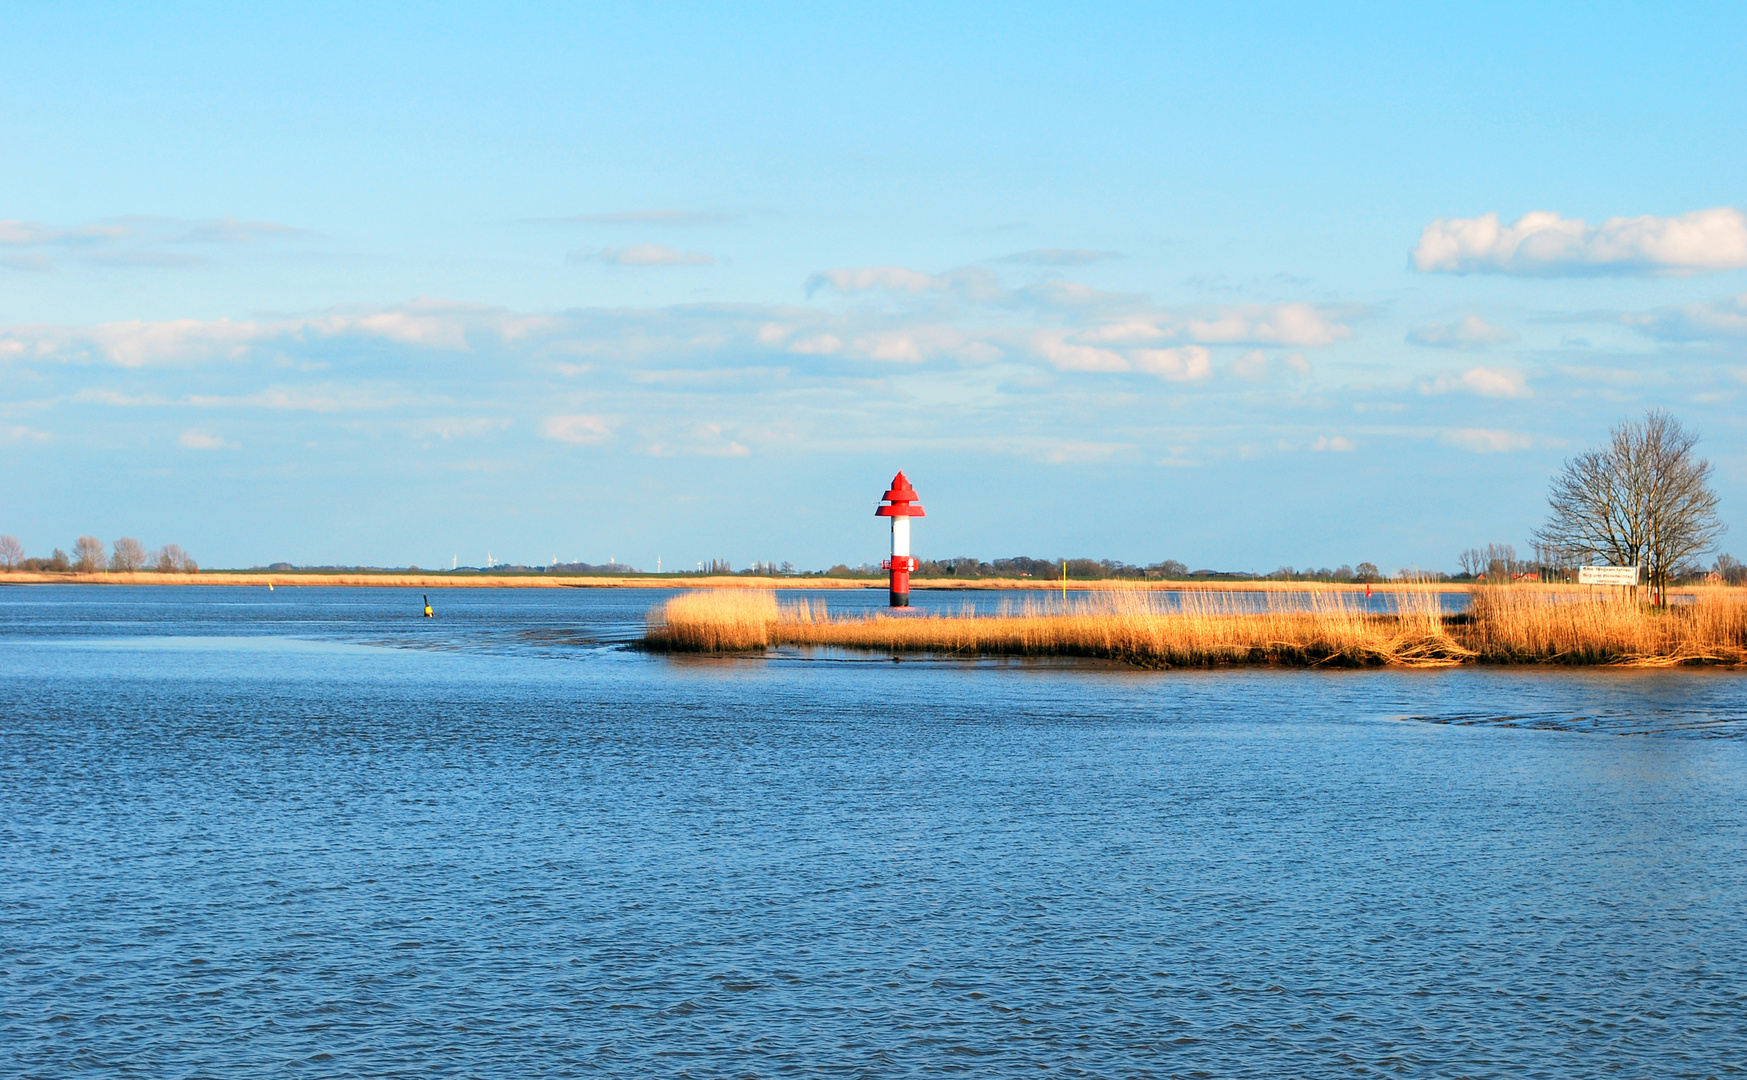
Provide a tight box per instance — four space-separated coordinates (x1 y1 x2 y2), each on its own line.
3 585 1745 1077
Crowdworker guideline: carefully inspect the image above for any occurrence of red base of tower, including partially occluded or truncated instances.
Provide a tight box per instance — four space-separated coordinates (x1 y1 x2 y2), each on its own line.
883 557 916 608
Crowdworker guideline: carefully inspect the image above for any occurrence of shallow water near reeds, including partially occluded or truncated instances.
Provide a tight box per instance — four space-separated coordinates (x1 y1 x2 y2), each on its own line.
3 585 1745 1076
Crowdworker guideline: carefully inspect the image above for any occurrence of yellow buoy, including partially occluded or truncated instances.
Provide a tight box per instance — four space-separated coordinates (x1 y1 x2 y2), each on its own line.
423 593 434 618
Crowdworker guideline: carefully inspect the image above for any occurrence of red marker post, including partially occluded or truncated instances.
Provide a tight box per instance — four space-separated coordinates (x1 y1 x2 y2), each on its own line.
875 471 925 608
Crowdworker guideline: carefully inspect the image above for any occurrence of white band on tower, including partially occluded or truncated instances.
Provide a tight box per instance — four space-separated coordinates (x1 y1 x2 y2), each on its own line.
892 515 910 558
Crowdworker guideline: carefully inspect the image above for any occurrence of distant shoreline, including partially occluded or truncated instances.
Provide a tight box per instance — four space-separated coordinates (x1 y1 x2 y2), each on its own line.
0 571 1683 595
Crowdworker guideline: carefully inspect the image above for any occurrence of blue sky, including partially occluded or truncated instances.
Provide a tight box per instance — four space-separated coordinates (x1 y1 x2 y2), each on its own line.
4 2 1746 571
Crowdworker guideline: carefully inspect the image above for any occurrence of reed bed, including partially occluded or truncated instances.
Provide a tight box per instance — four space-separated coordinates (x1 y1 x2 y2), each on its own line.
1463 586 1747 665
644 586 1747 667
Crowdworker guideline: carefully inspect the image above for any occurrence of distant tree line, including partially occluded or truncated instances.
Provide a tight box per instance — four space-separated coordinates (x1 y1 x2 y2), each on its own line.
1262 563 1392 583
0 535 197 574
811 557 1396 583
1451 540 1741 586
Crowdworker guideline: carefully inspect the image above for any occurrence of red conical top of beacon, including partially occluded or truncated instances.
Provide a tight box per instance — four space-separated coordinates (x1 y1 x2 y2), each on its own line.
874 470 926 517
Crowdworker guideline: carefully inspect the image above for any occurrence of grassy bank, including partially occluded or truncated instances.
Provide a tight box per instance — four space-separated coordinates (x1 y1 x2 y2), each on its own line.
643 587 1747 667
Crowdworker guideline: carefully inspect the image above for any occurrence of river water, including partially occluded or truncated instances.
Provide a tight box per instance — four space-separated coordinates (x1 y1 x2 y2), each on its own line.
3 586 1744 1077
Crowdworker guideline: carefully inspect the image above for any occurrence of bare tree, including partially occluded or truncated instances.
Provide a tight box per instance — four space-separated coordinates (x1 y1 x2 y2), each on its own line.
1715 553 1744 586
153 544 198 573
1533 540 1577 582
1355 561 1380 583
1535 410 1725 604
1482 542 1528 581
1457 547 1482 578
0 535 22 571
1457 543 1523 580
111 537 147 572
73 536 106 573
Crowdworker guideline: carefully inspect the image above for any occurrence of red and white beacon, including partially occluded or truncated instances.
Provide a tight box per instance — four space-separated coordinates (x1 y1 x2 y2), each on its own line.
876 470 925 607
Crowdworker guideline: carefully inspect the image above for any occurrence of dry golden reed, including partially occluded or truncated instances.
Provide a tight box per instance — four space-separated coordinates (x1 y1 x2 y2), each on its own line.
644 585 1747 667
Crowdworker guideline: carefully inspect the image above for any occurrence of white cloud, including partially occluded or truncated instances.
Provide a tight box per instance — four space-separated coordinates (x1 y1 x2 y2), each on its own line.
541 414 613 444
1231 350 1270 381
788 334 842 355
1032 333 1212 379
1625 292 1747 342
1081 317 1172 343
72 388 170 406
1412 208 1747 275
808 266 940 295
1310 435 1355 452
1017 279 1144 309
0 216 307 272
177 429 234 450
88 318 265 367
1 253 54 273
10 301 488 367
85 250 204 268
1441 428 1535 453
848 326 992 365
853 331 930 363
1 425 52 444
0 218 129 246
644 423 751 457
400 417 513 440
1207 348 1311 382
805 265 1002 302
1407 314 1519 349
1462 366 1528 397
312 310 471 350
1423 366 1530 399
1180 303 1352 347
0 220 58 245
187 386 420 413
575 244 714 266
1131 346 1211 381
1031 331 1128 372
170 217 310 244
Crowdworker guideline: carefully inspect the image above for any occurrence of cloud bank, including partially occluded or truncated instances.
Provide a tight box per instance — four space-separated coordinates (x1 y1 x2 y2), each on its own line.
1412 208 1747 276
573 244 714 266
0 215 312 273
1626 292 1747 342
1422 366 1530 399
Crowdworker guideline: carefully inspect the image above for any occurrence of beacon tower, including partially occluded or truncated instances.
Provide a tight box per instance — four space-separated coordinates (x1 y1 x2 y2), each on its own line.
875 471 925 607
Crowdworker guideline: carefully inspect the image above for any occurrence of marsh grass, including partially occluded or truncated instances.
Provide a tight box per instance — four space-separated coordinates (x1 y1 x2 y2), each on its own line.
644 586 1747 667
1463 585 1747 665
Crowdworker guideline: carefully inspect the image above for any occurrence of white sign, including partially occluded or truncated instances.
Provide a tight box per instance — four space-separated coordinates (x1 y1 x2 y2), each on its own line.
1579 565 1640 586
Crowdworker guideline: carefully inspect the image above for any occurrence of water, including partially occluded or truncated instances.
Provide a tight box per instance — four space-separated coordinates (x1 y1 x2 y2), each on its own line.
3 586 1745 1077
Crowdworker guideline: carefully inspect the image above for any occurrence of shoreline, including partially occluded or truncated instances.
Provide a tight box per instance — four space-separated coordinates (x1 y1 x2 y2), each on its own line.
642 588 1747 668
0 572 1681 595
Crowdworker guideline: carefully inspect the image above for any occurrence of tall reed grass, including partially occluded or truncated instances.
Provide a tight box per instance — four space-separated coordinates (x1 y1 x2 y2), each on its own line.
644 586 1747 667
1463 585 1747 665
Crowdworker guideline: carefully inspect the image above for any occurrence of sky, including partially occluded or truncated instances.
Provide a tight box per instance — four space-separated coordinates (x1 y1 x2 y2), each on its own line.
3 2 1746 572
